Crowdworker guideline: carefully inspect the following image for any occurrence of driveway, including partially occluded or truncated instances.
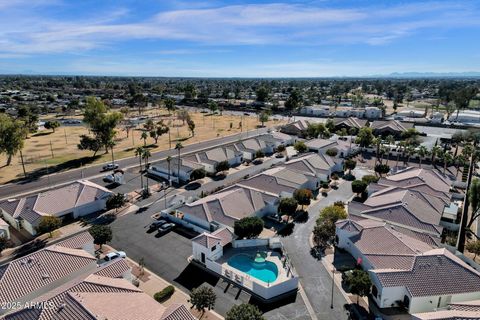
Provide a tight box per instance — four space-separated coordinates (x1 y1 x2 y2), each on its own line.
281 181 353 320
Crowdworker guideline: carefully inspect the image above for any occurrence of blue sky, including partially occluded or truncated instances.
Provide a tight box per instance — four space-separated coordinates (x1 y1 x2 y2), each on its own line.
0 0 479 77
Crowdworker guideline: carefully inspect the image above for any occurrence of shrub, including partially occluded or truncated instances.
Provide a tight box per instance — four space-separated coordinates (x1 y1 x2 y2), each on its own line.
154 285 175 302
326 148 338 157
294 141 308 153
352 180 368 196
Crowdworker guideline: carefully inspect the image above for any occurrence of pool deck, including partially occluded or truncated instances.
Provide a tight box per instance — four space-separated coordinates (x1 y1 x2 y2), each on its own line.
216 246 293 287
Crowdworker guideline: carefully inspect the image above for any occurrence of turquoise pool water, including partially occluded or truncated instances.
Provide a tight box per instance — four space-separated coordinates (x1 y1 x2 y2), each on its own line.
227 254 278 283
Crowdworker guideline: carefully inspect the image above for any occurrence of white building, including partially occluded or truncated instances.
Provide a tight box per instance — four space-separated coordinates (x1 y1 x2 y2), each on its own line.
364 107 382 119
301 105 330 116
0 180 112 236
148 157 204 183
397 108 425 118
0 218 9 240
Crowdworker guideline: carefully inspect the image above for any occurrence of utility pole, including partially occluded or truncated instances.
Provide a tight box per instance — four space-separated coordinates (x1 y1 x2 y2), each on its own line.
19 150 27 178
330 267 336 309
168 130 172 149
50 141 54 158
64 128 68 144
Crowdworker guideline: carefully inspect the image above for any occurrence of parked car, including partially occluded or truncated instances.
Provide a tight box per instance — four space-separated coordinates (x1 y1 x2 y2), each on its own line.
158 223 175 233
149 220 168 230
252 159 263 165
103 174 115 183
103 251 126 262
102 163 119 171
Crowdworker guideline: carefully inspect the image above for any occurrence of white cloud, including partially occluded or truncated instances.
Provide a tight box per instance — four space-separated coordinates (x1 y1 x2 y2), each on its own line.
0 1 478 55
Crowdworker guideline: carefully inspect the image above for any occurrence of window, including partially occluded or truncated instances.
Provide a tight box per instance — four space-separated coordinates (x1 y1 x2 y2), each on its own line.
403 295 410 309
211 245 217 252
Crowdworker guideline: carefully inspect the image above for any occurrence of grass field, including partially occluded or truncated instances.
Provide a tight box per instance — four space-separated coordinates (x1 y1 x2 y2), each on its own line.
0 108 285 184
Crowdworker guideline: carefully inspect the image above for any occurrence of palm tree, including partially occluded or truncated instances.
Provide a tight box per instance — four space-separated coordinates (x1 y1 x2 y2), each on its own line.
456 154 466 177
166 156 172 186
348 127 356 153
372 137 381 164
417 146 428 168
406 145 416 165
431 145 442 166
385 135 395 165
175 143 183 184
142 148 152 190
395 141 405 167
141 131 148 146
134 147 144 189
442 152 453 174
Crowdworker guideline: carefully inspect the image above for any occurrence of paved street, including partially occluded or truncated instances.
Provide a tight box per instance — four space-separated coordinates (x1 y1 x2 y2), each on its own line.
0 128 268 199
282 180 354 320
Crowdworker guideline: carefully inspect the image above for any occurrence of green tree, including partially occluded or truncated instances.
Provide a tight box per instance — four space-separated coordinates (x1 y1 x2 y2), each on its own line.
344 269 372 304
278 197 298 218
234 217 264 239
77 135 102 156
351 180 368 197
190 168 206 180
175 143 184 182
106 193 126 212
88 225 113 249
44 120 61 133
81 97 123 154
215 160 230 173
36 216 62 237
0 114 27 165
208 101 218 114
466 240 480 260
187 118 196 136
141 131 148 146
344 159 356 175
255 87 269 102
284 90 302 110
294 141 308 153
164 98 176 114
417 145 429 168
374 163 390 177
326 148 338 157
259 112 269 127
293 189 313 210
226 303 265 320
317 204 348 225
177 109 190 125
150 121 169 144
361 175 379 184
189 286 216 319
356 127 374 148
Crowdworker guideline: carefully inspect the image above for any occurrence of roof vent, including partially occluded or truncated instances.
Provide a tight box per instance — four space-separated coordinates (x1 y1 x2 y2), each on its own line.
57 303 66 312
42 273 50 280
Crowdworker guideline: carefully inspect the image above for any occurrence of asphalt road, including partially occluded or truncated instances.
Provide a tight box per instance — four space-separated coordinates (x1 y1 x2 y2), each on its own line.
281 180 353 320
0 128 268 199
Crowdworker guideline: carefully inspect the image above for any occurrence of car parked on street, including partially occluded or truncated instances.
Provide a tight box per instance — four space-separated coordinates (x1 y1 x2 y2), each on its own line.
103 251 126 262
102 163 119 171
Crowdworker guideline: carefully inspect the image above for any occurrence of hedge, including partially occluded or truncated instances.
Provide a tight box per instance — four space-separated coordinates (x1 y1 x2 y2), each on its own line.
154 285 175 302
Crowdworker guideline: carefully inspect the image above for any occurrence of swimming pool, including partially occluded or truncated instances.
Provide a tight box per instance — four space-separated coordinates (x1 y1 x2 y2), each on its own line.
227 254 278 283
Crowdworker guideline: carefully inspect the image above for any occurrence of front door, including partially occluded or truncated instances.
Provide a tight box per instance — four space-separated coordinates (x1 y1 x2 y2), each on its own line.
201 252 205 263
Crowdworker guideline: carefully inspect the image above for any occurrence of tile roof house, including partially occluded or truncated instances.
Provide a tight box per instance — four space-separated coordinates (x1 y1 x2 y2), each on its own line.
148 157 205 183
284 153 341 183
336 218 434 270
184 145 244 173
348 188 445 236
369 120 414 137
237 167 307 197
280 119 311 136
413 299 480 319
333 117 368 132
305 138 357 158
369 248 480 313
232 137 276 160
0 180 112 236
192 227 234 263
174 184 279 230
0 245 97 314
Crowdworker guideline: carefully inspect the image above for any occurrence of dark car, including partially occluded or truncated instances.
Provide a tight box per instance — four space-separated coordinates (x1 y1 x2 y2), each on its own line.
149 220 168 230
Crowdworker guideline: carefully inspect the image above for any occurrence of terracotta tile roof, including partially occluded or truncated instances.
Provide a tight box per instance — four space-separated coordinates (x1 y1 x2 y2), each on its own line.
379 167 451 194
180 180 282 227
192 233 222 249
0 246 96 305
161 303 196 320
305 138 337 150
211 227 234 246
370 120 414 132
285 153 336 176
56 232 94 250
333 117 368 129
413 309 480 319
372 249 480 297
280 120 310 135
93 259 130 279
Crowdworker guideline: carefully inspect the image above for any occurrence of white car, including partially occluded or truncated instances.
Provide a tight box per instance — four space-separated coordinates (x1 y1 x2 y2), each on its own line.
103 251 126 262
